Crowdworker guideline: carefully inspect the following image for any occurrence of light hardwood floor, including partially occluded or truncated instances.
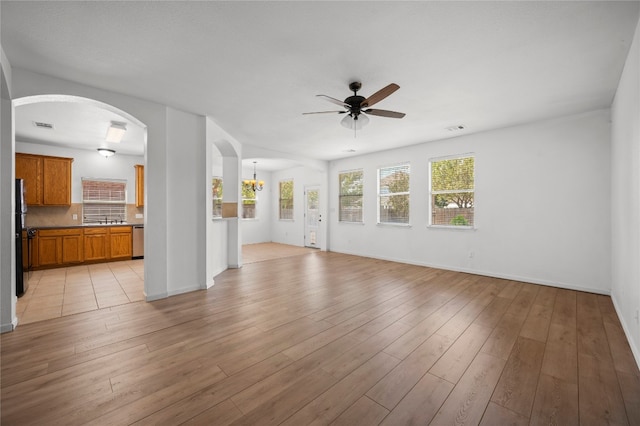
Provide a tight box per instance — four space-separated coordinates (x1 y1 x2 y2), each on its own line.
2 251 639 425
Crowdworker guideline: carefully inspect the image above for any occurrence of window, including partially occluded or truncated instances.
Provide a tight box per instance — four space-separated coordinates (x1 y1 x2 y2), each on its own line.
430 155 474 227
378 164 410 224
279 180 294 220
212 177 223 218
82 178 127 224
339 170 363 222
242 182 257 219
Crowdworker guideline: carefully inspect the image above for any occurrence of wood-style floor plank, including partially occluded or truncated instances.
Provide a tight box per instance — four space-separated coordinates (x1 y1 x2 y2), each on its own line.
1 249 638 425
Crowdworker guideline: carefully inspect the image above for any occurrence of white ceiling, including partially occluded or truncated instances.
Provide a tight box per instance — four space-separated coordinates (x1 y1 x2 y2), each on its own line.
2 1 639 166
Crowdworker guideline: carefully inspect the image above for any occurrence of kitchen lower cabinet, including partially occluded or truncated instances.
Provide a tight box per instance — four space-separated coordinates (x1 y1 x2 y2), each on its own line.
37 228 83 267
84 227 109 261
109 227 132 259
33 226 133 269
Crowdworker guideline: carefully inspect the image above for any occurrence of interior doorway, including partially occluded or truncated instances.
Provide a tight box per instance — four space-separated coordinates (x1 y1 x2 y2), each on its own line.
304 185 320 248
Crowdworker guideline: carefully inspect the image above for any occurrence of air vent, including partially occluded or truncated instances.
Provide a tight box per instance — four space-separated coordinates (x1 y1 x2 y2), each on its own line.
33 121 54 129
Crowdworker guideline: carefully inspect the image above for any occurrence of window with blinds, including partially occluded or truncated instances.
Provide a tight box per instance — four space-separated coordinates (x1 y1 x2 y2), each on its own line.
279 180 294 220
82 178 127 224
430 155 475 227
378 164 410 224
212 177 223 218
339 170 363 223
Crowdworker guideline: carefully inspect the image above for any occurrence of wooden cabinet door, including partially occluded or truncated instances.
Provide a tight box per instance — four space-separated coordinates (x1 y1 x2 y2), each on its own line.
38 236 61 267
134 164 144 207
15 154 42 205
84 228 108 261
42 157 72 205
61 234 83 264
109 227 132 259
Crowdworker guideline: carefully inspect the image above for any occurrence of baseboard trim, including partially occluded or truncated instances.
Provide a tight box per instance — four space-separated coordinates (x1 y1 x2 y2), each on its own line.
610 294 640 370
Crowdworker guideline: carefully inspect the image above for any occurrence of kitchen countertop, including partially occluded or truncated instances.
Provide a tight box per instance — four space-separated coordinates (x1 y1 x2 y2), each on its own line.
31 223 141 230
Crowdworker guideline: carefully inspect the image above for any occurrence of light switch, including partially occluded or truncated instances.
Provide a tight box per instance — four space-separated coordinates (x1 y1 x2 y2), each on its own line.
135 213 144 219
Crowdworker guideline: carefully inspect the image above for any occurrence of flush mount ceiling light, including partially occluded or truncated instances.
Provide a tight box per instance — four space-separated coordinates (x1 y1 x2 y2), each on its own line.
97 148 115 158
105 121 127 143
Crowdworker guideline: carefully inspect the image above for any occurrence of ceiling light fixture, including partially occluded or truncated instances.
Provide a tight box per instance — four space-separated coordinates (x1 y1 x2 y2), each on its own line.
243 161 264 192
97 148 115 158
106 121 127 143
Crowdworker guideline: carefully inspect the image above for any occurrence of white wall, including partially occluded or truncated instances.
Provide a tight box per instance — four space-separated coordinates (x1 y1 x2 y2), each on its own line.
165 107 207 296
271 166 326 247
611 17 640 365
329 109 612 294
15 141 144 204
240 165 272 245
0 50 16 331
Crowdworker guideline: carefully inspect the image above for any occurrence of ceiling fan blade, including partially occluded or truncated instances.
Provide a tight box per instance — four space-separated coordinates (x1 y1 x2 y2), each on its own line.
364 109 406 119
316 94 350 108
361 83 400 108
302 110 346 115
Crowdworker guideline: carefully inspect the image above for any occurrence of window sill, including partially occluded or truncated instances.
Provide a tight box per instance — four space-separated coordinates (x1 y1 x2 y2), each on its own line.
427 225 476 231
377 222 412 228
338 221 365 225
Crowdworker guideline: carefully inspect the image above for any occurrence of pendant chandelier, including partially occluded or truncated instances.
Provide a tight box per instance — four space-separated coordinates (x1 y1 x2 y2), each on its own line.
243 161 264 192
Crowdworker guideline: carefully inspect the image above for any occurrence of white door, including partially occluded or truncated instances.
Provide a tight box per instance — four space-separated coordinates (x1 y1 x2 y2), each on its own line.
304 186 320 248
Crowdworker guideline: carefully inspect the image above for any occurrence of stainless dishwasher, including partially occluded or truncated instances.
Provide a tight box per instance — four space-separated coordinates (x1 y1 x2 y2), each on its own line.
132 225 144 259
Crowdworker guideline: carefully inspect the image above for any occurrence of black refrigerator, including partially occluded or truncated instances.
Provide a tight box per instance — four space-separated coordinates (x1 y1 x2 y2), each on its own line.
15 179 28 296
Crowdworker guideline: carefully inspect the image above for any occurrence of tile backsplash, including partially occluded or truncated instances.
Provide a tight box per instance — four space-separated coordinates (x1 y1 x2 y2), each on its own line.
26 203 144 227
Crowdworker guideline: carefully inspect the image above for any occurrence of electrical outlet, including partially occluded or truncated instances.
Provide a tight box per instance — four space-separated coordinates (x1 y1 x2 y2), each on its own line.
635 309 639 325
135 213 143 219
72 214 78 220
468 250 474 259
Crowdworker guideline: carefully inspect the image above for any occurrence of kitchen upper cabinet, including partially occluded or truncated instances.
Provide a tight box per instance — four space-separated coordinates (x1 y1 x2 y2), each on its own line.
109 226 132 259
15 154 42 205
134 164 144 207
15 153 73 206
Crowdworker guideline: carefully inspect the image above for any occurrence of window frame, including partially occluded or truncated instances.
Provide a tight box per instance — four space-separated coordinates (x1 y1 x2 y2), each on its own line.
279 179 294 221
428 153 475 229
338 169 364 223
81 177 127 224
241 180 258 220
212 177 223 219
377 163 411 226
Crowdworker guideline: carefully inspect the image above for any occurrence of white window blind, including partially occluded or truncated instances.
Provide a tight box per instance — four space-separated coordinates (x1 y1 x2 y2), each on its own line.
82 178 127 224
339 170 363 222
430 155 475 227
378 164 410 224
279 180 294 220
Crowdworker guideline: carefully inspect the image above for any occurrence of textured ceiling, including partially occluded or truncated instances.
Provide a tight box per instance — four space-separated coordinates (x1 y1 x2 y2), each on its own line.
2 1 639 163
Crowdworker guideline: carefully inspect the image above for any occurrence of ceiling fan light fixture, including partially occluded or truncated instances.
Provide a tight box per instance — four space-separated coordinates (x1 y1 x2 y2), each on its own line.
106 121 127 143
340 113 369 130
97 148 116 158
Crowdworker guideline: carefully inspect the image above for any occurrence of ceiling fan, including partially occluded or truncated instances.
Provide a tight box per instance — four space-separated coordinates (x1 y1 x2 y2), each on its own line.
303 82 406 132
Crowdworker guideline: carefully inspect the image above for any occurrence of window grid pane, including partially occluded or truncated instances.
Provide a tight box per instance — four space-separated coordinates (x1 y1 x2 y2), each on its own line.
213 177 223 218
378 164 410 224
430 156 475 226
279 180 294 220
242 180 257 219
339 170 363 223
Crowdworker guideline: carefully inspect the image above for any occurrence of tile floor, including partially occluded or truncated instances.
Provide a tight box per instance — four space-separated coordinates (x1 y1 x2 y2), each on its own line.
16 259 145 325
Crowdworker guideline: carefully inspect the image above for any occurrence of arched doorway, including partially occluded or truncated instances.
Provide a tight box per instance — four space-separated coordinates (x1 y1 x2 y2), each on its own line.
12 94 148 325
